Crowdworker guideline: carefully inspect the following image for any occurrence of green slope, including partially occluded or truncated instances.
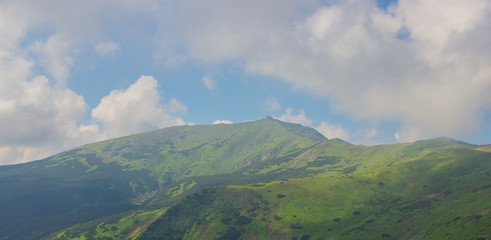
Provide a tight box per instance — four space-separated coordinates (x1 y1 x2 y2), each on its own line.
0 118 325 240
136 139 491 240
2 119 490 240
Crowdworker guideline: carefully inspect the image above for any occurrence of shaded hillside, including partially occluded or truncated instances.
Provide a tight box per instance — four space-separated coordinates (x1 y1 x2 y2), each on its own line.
0 118 325 240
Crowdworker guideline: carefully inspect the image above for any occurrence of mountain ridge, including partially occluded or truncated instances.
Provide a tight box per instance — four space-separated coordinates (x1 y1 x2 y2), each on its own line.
0 118 327 239
0 118 489 240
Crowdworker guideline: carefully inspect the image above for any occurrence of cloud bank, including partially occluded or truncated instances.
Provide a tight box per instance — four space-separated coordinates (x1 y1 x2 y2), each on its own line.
165 0 491 142
0 74 186 164
0 1 189 164
92 76 186 139
1 0 490 164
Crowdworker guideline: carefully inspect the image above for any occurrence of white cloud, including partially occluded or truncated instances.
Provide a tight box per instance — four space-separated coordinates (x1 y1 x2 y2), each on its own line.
0 2 194 165
397 0 489 49
237 0 491 141
0 43 186 165
0 73 102 164
0 1 108 164
28 34 74 85
276 108 351 140
263 97 282 112
143 0 491 141
2 0 490 163
213 120 233 125
0 2 29 58
315 122 350 140
95 41 119 56
0 74 188 165
275 108 312 126
0 7 103 161
201 75 217 90
167 0 317 62
0 146 51 166
394 132 401 142
91 75 186 138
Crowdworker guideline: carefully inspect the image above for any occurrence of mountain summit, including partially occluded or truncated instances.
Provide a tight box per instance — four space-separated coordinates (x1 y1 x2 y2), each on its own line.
0 119 326 239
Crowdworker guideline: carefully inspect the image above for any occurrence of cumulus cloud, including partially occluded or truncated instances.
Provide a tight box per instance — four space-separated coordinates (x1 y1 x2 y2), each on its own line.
95 41 119 56
0 146 51 166
158 0 491 142
315 122 350 140
212 120 233 125
0 76 88 144
275 108 350 140
0 73 188 164
0 4 103 164
2 0 491 162
0 8 103 164
201 75 217 90
91 75 186 138
0 73 102 164
275 108 313 126
0 1 192 165
0 74 187 164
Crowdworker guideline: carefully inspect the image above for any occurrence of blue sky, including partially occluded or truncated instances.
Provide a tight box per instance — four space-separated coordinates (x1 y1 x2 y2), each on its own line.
1 0 490 164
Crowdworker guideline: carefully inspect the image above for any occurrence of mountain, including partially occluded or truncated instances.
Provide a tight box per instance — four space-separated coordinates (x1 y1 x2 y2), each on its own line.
138 139 491 240
1 119 490 240
0 119 325 240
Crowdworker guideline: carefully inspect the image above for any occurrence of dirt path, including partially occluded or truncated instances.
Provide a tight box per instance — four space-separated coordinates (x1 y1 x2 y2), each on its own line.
129 219 156 236
475 147 491 153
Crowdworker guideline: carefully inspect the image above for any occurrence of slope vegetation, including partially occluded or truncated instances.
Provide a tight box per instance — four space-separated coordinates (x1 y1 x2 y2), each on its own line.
0 119 325 240
1 119 490 240
138 139 491 240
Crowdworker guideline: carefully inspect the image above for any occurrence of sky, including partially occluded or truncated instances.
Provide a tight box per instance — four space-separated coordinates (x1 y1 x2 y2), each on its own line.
1 0 491 165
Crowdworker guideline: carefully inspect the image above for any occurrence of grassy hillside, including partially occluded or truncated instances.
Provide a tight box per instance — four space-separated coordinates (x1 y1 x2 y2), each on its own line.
45 137 491 240
43 207 166 240
137 140 491 240
1 119 490 240
0 119 325 240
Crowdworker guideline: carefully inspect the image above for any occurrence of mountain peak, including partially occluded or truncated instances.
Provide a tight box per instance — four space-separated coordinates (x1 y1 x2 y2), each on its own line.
258 117 327 142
